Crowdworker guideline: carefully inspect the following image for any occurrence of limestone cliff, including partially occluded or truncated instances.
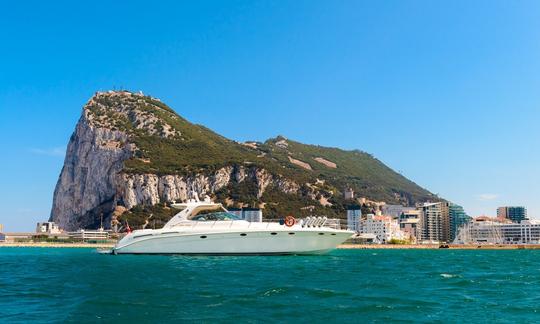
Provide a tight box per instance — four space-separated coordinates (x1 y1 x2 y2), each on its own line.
50 105 132 230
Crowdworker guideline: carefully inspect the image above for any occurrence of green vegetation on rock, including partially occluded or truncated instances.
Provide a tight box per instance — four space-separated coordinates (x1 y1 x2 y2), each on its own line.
87 91 437 223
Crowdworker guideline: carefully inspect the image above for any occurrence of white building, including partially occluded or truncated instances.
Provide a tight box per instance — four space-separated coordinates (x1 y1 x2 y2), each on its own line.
455 218 540 244
359 214 406 244
68 229 109 241
36 222 62 234
347 206 362 232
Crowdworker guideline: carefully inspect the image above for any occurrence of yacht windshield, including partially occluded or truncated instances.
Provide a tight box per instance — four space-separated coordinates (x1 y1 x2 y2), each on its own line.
190 212 241 221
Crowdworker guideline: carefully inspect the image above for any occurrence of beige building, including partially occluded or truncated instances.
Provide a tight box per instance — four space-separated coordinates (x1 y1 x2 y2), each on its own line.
399 210 423 242
344 187 355 200
418 202 450 243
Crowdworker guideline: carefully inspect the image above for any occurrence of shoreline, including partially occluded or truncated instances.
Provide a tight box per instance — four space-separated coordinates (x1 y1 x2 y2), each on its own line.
2 242 540 250
0 242 115 248
339 244 540 250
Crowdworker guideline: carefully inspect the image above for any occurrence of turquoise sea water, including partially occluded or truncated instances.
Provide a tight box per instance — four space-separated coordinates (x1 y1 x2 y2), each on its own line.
1 248 540 323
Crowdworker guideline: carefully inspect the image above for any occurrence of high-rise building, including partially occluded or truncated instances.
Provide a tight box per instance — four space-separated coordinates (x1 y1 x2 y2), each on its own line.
419 202 450 243
449 203 471 241
497 206 527 223
347 205 362 232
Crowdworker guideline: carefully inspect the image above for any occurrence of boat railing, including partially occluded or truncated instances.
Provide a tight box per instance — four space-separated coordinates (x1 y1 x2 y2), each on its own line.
174 217 345 230
263 217 344 230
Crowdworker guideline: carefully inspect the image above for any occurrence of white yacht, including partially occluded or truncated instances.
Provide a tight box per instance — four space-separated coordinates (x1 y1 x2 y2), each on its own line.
112 196 353 255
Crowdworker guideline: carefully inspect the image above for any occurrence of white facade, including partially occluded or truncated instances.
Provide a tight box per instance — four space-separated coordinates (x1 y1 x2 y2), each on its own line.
36 222 61 234
68 229 109 241
455 219 540 244
347 208 362 232
360 214 406 244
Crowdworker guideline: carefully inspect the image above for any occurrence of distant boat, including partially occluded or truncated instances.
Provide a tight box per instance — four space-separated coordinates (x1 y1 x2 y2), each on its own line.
112 195 353 255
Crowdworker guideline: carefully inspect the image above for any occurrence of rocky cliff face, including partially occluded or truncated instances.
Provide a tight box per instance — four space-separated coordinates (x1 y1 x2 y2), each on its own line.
50 108 132 230
51 90 436 230
116 166 299 211
50 91 301 230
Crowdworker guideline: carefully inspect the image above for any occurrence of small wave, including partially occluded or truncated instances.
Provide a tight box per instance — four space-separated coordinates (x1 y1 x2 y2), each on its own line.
261 287 288 297
440 273 458 278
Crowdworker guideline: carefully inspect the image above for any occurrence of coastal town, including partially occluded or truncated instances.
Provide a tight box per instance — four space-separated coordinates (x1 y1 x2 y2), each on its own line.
0 187 534 248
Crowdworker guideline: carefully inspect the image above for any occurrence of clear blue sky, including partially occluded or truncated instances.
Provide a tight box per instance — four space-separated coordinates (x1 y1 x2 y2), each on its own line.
1 0 539 231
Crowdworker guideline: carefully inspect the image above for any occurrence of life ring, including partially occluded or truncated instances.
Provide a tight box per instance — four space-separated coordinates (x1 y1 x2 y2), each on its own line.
284 216 296 227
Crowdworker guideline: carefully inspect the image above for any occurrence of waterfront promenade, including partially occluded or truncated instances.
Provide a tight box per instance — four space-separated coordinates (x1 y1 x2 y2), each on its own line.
4 242 540 250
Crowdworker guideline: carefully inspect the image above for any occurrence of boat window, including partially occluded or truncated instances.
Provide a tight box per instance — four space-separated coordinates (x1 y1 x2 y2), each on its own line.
270 232 277 235
240 233 247 236
190 211 241 221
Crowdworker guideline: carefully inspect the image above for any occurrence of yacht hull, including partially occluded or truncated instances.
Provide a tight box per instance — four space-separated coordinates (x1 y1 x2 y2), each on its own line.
113 230 352 255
